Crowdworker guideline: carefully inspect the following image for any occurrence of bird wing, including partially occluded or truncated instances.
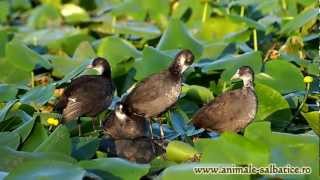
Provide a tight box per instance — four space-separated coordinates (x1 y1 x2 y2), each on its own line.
192 89 255 132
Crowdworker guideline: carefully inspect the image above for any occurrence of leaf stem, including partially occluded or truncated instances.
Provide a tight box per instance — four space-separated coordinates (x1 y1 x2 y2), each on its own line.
253 29 258 51
240 6 245 17
202 1 208 23
31 71 34 88
281 0 287 10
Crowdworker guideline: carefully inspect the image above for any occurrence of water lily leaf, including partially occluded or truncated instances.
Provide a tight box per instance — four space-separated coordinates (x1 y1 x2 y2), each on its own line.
79 158 150 180
166 141 200 163
13 118 35 142
5 40 51 71
11 0 31 10
199 51 262 81
61 4 90 23
0 100 18 123
27 4 61 29
301 111 320 136
6 160 86 180
134 47 172 80
244 122 318 179
228 14 266 31
20 84 55 107
20 122 48 152
34 125 71 155
256 60 304 94
0 146 76 172
201 42 228 60
157 19 203 58
72 41 96 62
71 137 100 160
160 163 250 180
97 36 141 77
0 1 9 23
0 132 20 150
0 58 31 85
0 84 18 101
194 132 269 166
114 21 161 40
281 8 319 35
254 83 292 130
182 84 214 104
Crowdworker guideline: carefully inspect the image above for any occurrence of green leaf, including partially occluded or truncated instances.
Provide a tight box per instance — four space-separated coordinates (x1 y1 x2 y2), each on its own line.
20 122 48 152
244 122 319 179
194 132 269 166
79 158 150 180
97 36 141 77
0 100 18 123
301 111 320 136
199 51 262 80
13 118 35 143
281 8 319 34
201 42 228 60
27 4 61 29
0 84 18 101
34 125 71 155
20 84 55 107
166 141 199 163
114 21 161 41
11 0 31 10
182 84 214 104
0 58 31 85
160 163 250 180
61 4 90 23
6 160 85 180
134 47 172 80
254 83 292 130
73 41 96 62
71 137 100 160
0 1 9 23
256 60 305 94
228 15 266 31
0 146 76 172
0 132 20 150
5 40 51 71
157 19 203 58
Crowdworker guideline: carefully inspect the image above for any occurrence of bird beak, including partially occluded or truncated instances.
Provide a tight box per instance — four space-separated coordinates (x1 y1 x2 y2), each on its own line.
231 73 240 80
86 64 93 69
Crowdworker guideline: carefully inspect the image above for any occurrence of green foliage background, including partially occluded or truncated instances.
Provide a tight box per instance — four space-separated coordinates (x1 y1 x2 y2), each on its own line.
0 0 319 179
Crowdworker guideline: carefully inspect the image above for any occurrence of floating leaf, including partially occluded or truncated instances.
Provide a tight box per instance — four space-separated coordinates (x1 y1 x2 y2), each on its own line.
194 132 269 166
61 4 90 23
182 84 214 104
20 84 55 107
0 132 20 150
20 122 48 152
134 47 172 80
79 158 150 180
281 8 319 34
13 118 35 142
256 60 305 94
34 125 71 155
71 137 100 160
27 4 61 29
0 146 76 172
0 84 18 102
157 19 203 58
301 111 320 136
0 100 18 123
254 83 292 130
166 141 200 163
6 160 86 180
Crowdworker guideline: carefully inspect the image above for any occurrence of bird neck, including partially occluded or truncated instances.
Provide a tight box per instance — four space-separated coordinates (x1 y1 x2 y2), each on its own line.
243 79 254 89
169 63 182 78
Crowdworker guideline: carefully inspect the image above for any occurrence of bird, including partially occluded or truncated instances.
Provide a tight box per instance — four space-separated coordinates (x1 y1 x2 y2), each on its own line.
192 66 257 133
103 102 149 140
55 57 115 136
122 49 194 138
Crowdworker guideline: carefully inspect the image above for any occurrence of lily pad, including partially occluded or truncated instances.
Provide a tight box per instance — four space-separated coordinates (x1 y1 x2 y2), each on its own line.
20 122 48 152
0 84 18 101
0 132 20 150
71 137 100 160
166 141 200 163
301 111 320 136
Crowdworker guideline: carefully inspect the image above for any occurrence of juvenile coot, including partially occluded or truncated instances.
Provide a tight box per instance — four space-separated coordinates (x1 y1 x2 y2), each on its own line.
123 49 194 138
192 66 257 133
103 102 149 139
55 57 115 135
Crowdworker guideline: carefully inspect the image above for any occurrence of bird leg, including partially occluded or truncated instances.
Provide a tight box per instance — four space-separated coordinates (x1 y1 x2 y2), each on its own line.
77 118 82 136
92 117 97 131
158 117 165 140
147 118 154 140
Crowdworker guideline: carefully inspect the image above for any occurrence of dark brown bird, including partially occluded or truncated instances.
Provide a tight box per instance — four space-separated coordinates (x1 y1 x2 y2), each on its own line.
103 102 149 139
192 66 257 133
123 49 194 137
55 57 115 135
